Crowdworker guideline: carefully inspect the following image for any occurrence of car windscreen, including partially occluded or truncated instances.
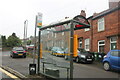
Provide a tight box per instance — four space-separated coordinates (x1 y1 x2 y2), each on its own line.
15 47 24 51
78 50 89 54
55 48 62 51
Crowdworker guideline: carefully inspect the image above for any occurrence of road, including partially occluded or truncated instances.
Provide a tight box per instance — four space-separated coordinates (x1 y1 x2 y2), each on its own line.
2 51 34 76
2 51 120 79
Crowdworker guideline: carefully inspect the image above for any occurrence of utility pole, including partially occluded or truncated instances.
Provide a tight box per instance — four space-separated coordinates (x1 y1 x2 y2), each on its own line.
24 20 28 46
33 16 37 64
24 21 26 46
25 20 28 44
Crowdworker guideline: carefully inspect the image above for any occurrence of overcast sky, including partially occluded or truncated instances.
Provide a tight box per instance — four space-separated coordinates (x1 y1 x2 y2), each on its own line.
0 0 109 39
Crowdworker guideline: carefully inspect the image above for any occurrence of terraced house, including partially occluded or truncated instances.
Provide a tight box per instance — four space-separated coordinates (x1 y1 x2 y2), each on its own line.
75 0 120 54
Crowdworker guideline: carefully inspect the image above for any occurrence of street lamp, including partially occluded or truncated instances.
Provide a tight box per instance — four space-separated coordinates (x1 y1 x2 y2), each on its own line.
24 20 28 46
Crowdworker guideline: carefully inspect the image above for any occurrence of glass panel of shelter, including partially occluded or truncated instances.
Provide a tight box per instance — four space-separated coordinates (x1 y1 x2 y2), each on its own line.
41 25 71 78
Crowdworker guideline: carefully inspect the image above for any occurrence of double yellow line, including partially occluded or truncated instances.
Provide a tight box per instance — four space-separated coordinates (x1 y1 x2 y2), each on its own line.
0 67 20 80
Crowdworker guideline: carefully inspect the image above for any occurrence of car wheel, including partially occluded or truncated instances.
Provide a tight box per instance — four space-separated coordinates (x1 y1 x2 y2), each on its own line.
12 55 14 58
103 62 110 71
76 57 80 63
56 54 58 57
23 56 26 58
64 55 68 60
10 54 12 57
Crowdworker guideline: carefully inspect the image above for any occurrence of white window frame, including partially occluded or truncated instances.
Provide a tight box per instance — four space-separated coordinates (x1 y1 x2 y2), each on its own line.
52 32 53 37
79 39 82 48
98 18 105 32
85 38 90 51
48 34 49 39
61 40 64 48
85 28 90 31
62 32 64 36
98 40 105 52
110 37 117 50
55 33 56 38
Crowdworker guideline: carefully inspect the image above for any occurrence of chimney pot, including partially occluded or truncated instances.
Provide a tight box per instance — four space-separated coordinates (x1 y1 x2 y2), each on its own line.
80 10 86 18
109 0 120 9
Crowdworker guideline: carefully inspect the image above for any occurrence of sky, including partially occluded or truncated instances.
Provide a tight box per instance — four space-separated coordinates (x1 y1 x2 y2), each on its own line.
0 0 109 39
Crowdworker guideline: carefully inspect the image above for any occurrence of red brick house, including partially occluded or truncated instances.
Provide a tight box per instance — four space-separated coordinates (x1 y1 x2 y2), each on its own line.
75 0 120 54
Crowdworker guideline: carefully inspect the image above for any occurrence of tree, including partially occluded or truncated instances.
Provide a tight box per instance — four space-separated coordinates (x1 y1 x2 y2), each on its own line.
1 35 7 47
6 33 22 47
12 33 17 37
27 40 31 45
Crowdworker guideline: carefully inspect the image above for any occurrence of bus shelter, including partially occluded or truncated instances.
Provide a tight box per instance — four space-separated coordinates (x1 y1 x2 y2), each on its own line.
37 15 90 79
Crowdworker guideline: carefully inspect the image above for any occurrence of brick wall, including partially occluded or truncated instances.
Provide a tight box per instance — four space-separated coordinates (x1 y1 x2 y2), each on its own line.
92 9 119 53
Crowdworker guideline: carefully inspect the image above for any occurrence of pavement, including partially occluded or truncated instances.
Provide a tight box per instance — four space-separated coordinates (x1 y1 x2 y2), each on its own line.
0 66 21 80
0 65 26 79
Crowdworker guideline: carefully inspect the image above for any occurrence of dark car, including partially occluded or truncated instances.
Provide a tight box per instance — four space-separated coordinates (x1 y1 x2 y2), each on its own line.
102 50 120 71
26 44 34 50
74 49 94 63
64 48 94 63
10 47 26 58
51 47 64 56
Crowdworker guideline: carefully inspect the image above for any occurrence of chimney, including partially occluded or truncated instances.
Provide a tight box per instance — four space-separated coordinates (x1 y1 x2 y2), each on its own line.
93 12 99 17
65 17 69 19
80 10 86 18
109 0 120 9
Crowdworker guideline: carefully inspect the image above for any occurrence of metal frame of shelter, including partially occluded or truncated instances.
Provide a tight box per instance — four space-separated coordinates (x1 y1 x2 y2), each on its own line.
37 15 90 80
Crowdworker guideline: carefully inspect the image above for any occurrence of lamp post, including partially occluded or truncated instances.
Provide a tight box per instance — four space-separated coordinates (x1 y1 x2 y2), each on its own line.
24 20 28 46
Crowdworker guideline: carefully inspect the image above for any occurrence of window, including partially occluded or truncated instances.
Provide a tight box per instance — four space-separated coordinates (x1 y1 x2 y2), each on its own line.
79 39 82 48
98 40 105 52
98 18 105 31
52 32 53 37
85 28 90 31
85 39 90 51
62 32 64 36
55 33 56 38
110 37 117 50
48 34 49 39
111 51 120 57
61 40 64 48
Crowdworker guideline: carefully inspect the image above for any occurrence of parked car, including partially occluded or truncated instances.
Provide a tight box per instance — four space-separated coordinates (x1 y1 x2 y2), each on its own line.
26 44 34 50
64 48 70 60
64 48 94 63
10 47 26 58
51 47 64 56
102 50 120 71
74 48 94 63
